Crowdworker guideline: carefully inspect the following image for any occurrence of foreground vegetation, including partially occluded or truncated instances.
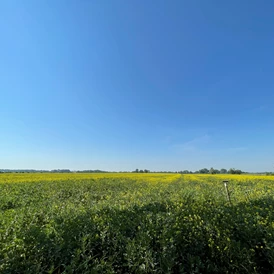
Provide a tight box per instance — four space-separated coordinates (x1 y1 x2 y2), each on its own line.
0 173 273 273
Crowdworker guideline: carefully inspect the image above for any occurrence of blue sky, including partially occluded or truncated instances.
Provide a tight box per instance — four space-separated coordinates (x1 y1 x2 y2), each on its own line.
1 1 274 172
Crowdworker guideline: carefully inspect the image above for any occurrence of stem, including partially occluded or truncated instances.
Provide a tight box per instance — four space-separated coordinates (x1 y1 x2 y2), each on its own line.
223 181 232 205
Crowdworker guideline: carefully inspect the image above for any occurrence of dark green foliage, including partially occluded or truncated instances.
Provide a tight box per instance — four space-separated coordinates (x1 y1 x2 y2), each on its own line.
199 168 209 174
228 168 243 174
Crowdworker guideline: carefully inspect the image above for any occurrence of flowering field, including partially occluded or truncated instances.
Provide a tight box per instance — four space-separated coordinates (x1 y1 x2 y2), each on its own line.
0 173 273 273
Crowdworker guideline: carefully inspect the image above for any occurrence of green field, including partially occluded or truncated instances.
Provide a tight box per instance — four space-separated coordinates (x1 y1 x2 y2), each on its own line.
0 173 273 273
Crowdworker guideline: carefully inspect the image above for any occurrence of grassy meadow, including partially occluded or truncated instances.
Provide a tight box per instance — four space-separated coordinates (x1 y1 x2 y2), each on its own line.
0 173 273 273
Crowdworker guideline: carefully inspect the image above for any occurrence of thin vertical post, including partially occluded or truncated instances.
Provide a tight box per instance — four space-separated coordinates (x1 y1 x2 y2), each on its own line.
223 180 232 205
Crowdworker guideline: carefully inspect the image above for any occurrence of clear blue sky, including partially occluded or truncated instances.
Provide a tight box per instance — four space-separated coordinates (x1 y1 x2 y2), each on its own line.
1 1 274 172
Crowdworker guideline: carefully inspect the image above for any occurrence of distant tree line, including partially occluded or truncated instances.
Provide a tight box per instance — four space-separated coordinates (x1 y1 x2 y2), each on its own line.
131 168 241 174
177 168 244 174
265 172 274 176
2 168 274 175
0 169 52 173
76 170 108 173
133 169 150 173
131 168 245 174
51 169 72 173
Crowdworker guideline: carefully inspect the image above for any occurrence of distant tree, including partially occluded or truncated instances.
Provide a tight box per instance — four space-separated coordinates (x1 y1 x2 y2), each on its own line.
144 169 150 173
51 169 71 173
266 172 274 176
135 169 139 173
228 168 242 174
220 168 227 174
139 169 144 173
209 167 218 174
199 168 209 174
